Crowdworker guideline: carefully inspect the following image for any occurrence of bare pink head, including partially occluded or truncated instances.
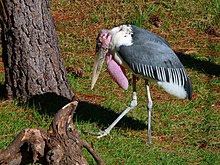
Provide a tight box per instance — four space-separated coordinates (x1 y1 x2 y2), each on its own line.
96 30 112 51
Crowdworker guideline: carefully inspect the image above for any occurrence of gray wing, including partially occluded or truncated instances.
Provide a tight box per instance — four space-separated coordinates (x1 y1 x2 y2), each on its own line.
131 25 171 48
119 44 187 83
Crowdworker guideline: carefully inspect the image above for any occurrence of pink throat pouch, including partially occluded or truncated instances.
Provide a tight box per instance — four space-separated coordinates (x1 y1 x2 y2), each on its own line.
106 54 128 90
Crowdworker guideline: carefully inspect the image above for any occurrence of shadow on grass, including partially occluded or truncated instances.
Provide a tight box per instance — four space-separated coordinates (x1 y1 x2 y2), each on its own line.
26 93 71 115
74 101 147 131
17 94 147 131
18 93 147 131
176 52 220 77
20 93 147 131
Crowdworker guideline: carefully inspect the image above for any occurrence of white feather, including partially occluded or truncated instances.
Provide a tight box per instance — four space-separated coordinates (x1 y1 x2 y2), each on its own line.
113 52 123 65
110 25 133 50
157 81 187 99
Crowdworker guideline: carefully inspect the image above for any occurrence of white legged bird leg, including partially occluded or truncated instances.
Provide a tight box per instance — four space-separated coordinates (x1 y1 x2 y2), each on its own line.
145 80 153 144
97 76 137 138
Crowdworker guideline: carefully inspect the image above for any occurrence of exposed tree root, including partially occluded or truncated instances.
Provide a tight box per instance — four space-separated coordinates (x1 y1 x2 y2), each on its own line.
0 101 104 165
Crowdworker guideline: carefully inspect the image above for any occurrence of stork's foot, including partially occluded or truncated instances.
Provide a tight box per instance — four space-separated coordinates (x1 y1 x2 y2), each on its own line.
84 129 110 138
97 130 109 138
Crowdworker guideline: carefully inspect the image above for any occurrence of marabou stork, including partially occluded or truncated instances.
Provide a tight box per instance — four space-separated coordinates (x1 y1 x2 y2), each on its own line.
91 25 192 144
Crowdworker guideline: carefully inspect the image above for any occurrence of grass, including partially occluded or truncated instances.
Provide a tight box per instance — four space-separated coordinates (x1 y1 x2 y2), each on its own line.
0 0 220 164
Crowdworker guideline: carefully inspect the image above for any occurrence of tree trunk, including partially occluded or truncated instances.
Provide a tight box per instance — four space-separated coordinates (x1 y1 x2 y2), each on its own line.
0 0 74 103
0 100 104 165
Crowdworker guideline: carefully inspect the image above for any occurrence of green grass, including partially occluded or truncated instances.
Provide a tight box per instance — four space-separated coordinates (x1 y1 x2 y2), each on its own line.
0 0 220 164
0 101 53 149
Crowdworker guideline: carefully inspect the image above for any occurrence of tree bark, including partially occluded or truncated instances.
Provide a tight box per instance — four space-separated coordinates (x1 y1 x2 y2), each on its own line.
0 0 74 102
0 100 104 165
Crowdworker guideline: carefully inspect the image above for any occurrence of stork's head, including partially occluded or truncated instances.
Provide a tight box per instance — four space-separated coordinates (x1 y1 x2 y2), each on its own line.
91 25 133 89
91 30 112 89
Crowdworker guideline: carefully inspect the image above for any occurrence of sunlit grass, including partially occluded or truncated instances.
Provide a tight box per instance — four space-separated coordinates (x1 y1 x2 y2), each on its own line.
0 0 219 164
0 101 53 149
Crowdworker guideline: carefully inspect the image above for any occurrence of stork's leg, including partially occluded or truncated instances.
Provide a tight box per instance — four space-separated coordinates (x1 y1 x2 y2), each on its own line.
97 75 138 138
145 80 153 144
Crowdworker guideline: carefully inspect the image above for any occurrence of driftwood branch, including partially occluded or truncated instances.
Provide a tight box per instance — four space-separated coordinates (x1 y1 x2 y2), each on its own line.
0 101 104 165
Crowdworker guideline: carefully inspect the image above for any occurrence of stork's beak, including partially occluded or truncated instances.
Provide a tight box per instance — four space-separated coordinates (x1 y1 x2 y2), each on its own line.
91 47 106 89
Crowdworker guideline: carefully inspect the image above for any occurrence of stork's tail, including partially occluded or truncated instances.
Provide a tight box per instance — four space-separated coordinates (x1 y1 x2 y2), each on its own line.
157 76 192 100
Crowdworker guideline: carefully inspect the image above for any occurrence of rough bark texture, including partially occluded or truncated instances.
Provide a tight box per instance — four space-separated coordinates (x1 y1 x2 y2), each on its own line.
0 101 104 165
0 0 74 101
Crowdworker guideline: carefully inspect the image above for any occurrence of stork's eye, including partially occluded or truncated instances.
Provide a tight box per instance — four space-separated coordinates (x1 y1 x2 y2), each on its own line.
105 33 110 39
102 33 109 39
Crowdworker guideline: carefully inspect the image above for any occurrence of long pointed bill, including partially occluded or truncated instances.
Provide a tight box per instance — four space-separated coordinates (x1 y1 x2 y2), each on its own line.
91 48 107 89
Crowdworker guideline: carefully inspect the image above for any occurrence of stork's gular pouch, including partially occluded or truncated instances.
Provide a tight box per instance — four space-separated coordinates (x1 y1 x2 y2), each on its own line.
106 54 128 90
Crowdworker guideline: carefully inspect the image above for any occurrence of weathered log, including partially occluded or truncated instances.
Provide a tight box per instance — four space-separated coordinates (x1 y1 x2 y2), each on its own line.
0 101 104 165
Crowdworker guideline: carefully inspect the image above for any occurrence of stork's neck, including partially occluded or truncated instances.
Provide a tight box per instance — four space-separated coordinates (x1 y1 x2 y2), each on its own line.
109 25 133 50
